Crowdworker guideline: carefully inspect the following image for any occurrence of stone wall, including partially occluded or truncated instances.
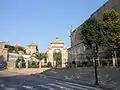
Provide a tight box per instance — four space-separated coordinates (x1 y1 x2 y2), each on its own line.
91 0 120 19
0 42 8 61
0 48 8 61
7 60 16 69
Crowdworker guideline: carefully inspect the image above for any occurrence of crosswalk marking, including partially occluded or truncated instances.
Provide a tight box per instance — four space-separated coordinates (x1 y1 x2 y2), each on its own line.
4 87 16 90
0 84 4 87
38 85 55 90
28 81 102 90
48 83 74 90
0 81 102 90
56 82 89 90
65 82 101 90
22 85 34 89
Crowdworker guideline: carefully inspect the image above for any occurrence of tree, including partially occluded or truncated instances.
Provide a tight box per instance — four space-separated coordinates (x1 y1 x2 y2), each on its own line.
81 10 120 67
53 52 61 61
47 61 52 67
102 10 120 66
5 44 26 53
15 46 26 54
5 44 15 52
32 52 46 68
81 18 107 68
102 10 120 47
43 53 47 63
53 52 62 67
81 18 106 48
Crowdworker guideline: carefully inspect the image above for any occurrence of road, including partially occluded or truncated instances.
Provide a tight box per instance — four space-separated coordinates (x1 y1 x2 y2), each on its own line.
0 71 102 90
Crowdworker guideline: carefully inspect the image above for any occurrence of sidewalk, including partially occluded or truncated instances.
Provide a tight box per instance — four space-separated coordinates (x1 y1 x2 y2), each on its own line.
5 68 50 75
40 67 120 90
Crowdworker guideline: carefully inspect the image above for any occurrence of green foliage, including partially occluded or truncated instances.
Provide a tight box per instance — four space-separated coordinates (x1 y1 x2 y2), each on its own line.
53 52 62 67
102 10 120 47
5 44 26 53
81 18 106 48
44 57 47 63
81 10 120 49
47 61 52 67
5 44 15 52
117 58 120 66
33 52 47 61
28 61 39 68
14 46 26 53
43 53 47 63
16 56 26 68
103 10 120 21
33 53 43 61
53 52 61 61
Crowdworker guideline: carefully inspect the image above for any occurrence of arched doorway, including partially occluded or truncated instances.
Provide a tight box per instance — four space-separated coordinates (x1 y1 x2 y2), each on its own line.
53 49 62 68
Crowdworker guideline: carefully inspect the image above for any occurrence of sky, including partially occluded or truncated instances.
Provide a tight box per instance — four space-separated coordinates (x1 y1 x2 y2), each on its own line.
0 0 107 52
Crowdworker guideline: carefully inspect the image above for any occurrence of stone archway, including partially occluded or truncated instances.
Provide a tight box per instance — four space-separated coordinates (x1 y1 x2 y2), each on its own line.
47 37 68 68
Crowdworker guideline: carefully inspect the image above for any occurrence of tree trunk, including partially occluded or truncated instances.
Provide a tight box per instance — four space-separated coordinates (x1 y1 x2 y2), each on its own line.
26 61 28 68
113 56 116 67
39 61 41 68
114 50 117 66
112 45 116 67
97 56 101 67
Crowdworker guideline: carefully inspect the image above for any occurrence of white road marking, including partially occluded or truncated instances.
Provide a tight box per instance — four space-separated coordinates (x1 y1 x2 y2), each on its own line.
48 83 74 90
4 87 16 90
22 85 33 89
38 85 55 90
50 71 57 73
0 84 4 87
56 82 89 90
65 82 101 90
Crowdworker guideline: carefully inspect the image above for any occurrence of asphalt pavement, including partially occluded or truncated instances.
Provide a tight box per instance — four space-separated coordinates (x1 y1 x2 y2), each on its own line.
0 71 102 90
40 67 120 90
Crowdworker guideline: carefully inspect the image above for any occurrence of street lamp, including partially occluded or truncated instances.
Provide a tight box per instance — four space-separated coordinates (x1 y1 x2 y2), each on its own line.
92 43 99 85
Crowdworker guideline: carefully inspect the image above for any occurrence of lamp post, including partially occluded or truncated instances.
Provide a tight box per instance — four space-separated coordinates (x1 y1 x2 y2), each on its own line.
92 43 99 85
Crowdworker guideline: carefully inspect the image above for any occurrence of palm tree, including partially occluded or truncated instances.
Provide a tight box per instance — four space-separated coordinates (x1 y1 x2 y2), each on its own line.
32 52 47 68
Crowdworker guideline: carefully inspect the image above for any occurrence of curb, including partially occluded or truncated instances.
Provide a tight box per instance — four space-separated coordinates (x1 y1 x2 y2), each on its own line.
4 68 50 75
4 70 26 75
38 74 114 90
